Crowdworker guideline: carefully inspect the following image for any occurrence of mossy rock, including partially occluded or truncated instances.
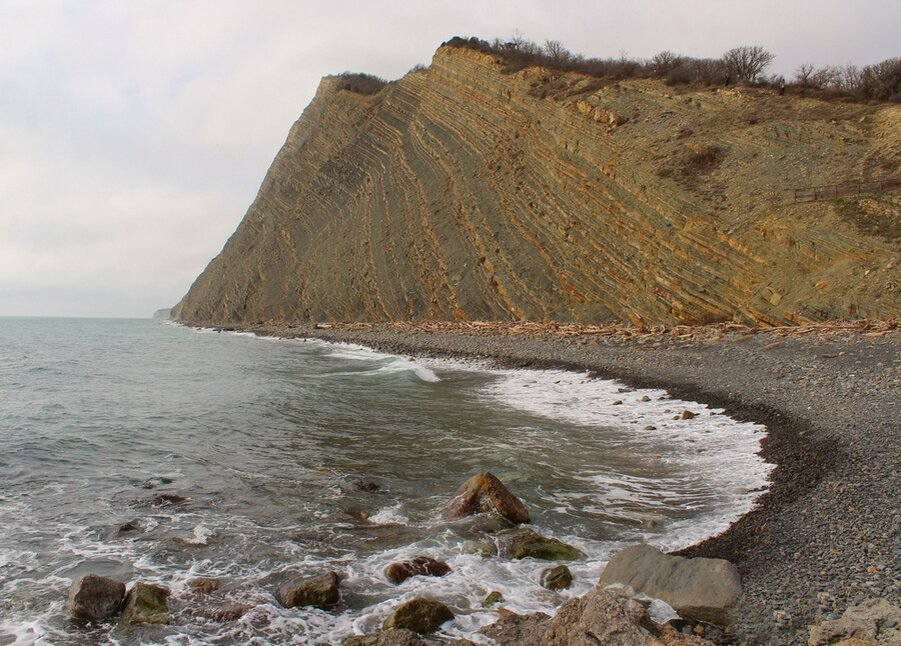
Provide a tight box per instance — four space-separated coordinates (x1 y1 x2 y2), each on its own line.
540 564 573 590
275 571 340 609
482 591 504 607
496 528 585 561
383 597 454 634
121 582 170 625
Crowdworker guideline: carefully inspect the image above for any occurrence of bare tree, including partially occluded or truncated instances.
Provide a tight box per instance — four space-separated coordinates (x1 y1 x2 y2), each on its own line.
543 39 570 65
839 64 863 91
721 46 775 82
794 63 815 85
651 51 683 75
811 65 842 88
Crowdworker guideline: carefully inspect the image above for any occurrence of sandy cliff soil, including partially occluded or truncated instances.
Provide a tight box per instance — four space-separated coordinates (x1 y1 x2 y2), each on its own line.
174 44 900 327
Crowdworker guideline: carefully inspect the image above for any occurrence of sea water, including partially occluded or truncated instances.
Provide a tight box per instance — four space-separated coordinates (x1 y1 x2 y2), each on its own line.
0 318 772 644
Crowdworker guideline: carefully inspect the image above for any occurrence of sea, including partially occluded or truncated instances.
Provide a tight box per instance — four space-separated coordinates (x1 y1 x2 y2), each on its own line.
0 317 772 644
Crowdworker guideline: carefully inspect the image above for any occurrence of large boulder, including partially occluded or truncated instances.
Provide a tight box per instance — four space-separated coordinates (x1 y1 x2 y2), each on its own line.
382 597 454 634
121 582 170 625
66 574 126 621
443 472 530 524
275 571 340 609
598 544 740 625
495 527 585 561
385 556 451 584
540 587 649 645
808 597 901 645
478 611 551 645
343 629 427 645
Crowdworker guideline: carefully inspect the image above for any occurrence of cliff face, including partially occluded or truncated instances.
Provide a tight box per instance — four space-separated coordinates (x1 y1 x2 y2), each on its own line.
174 45 900 326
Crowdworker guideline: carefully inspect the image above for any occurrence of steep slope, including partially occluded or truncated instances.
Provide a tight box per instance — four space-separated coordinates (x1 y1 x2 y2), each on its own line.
174 44 900 326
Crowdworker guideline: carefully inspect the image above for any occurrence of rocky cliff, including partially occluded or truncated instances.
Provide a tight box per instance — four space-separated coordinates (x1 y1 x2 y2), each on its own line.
174 43 900 326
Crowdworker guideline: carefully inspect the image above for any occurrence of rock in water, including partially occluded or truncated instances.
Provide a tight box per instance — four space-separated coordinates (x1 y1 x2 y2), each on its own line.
67 574 126 621
343 629 428 645
275 571 340 608
382 597 454 634
541 564 574 590
808 597 901 645
482 591 504 607
598 544 740 625
496 527 585 561
385 556 451 584
443 472 530 524
121 582 170 625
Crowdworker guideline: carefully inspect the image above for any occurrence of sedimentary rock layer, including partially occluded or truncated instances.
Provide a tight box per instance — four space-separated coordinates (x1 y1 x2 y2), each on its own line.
174 44 900 326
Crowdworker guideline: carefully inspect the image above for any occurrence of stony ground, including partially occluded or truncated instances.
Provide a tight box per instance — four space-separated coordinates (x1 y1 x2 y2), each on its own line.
242 320 899 645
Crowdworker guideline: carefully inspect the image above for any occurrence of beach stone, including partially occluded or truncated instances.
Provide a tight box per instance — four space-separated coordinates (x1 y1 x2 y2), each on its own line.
496 527 586 561
482 591 504 607
540 564 573 590
598 544 740 625
382 597 454 634
66 574 126 621
681 410 696 420
121 582 170 625
443 472 530 524
343 630 427 645
275 571 340 608
808 597 901 645
479 611 551 645
385 556 451 584
188 577 221 593
540 587 648 645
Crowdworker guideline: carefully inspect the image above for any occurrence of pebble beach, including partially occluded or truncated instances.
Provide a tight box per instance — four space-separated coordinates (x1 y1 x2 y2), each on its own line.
238 320 900 644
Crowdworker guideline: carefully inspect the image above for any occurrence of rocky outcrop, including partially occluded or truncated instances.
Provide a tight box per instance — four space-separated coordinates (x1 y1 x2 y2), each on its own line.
66 574 126 621
443 472 530 524
275 571 340 609
384 556 451 584
174 42 900 328
382 597 454 634
598 544 740 625
121 582 170 625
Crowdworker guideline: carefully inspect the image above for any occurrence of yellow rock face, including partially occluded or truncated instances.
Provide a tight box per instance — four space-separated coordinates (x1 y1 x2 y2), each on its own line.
174 44 901 326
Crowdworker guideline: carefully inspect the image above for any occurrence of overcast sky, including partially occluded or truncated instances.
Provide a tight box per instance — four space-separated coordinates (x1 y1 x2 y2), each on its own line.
1 1 898 318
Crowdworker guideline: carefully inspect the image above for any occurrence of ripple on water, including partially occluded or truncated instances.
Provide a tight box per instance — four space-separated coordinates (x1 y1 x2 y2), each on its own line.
0 319 773 644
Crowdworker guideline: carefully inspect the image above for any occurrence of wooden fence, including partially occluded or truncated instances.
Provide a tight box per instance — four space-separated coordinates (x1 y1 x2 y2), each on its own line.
793 177 901 203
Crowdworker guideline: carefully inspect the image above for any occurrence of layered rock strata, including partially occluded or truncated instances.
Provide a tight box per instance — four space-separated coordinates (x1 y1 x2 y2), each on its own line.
175 44 900 326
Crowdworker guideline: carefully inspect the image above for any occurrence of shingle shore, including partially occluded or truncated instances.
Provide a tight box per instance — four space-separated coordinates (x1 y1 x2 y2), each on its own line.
232 321 900 644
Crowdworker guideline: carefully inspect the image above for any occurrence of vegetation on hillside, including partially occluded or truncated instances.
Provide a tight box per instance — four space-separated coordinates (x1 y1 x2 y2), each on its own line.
444 35 901 102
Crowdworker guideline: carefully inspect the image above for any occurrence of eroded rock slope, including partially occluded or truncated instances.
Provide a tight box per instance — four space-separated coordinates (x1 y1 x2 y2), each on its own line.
175 44 900 326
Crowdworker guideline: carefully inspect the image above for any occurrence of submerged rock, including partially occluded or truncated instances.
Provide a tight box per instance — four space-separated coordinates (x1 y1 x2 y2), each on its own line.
355 480 381 492
67 574 126 621
382 597 454 634
540 564 574 590
150 493 187 506
808 597 901 645
275 571 340 609
343 629 427 645
495 527 585 561
443 472 530 524
598 544 740 625
385 556 451 584
482 591 504 607
121 582 170 625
